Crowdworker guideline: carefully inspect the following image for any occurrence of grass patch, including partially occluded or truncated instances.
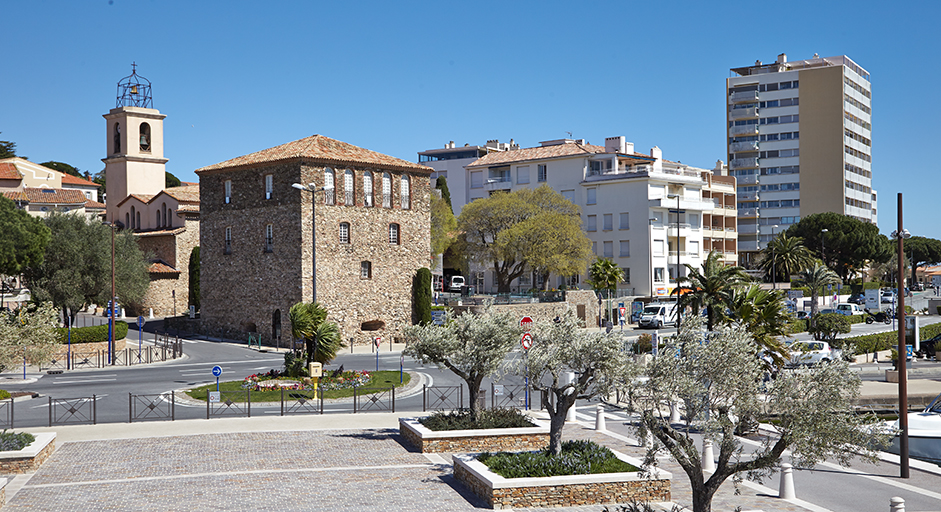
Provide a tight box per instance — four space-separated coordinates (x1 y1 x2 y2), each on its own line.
0 430 34 451
185 370 409 402
419 408 534 431
478 440 637 478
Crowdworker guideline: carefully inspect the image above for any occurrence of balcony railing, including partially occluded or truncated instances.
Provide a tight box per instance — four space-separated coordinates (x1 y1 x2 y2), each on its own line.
736 174 758 185
730 157 759 170
739 208 758 218
730 141 759 153
729 106 758 120
729 90 759 104
730 124 759 137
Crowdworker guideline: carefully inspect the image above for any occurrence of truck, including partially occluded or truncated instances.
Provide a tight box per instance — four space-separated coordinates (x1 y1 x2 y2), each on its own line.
637 302 678 329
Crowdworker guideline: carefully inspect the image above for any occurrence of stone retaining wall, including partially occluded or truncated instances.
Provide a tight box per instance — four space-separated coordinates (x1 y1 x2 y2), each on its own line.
399 417 549 453
453 452 671 510
0 433 56 474
56 338 126 353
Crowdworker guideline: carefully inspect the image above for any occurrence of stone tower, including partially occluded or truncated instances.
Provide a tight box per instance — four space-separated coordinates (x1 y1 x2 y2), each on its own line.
103 64 168 223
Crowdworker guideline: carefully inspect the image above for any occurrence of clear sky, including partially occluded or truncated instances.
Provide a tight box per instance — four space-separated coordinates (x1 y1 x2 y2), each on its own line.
2 1 938 239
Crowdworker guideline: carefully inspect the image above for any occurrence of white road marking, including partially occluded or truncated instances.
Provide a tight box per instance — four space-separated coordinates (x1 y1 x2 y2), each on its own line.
52 378 117 384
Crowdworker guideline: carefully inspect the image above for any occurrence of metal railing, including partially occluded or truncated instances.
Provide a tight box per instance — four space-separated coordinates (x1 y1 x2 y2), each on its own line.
492 383 528 409
423 385 462 412
129 392 175 422
0 400 13 429
353 387 394 413
50 396 96 426
280 388 323 415
207 390 251 419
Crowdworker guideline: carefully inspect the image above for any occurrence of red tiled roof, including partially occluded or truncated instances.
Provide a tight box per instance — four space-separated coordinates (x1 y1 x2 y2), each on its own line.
2 191 27 202
467 142 655 168
148 262 181 275
20 187 88 205
84 199 106 209
180 181 197 186
196 134 432 174
135 227 186 238
116 194 155 207
0 163 21 180
60 174 97 187
175 204 200 213
161 185 199 203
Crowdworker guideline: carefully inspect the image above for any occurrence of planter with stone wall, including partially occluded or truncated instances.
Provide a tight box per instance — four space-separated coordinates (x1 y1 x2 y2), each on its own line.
398 417 550 453
453 451 671 510
0 433 56 474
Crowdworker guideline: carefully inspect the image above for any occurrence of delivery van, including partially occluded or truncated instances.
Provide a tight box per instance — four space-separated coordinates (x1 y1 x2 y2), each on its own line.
638 302 678 329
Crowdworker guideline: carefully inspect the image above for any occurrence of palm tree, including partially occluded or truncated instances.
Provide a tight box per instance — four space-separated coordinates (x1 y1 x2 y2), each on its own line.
289 301 343 366
723 285 790 364
587 257 623 325
676 251 747 331
759 233 814 285
798 262 841 328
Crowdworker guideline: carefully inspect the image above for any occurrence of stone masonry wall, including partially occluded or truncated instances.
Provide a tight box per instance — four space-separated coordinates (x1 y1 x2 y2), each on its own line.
137 216 199 317
399 423 549 454
199 160 431 347
453 290 600 327
0 439 55 474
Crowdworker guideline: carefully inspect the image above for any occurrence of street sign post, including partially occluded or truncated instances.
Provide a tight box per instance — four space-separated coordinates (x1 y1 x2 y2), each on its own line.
520 332 533 350
374 337 381 371
519 329 534 410
519 316 533 331
137 315 145 363
212 365 223 392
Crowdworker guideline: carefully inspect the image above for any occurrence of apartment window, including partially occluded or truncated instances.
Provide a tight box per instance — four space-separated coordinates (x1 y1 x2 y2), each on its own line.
603 241 613 258
587 215 597 231
265 174 273 200
360 261 372 279
562 190 575 202
400 175 410 209
622 268 630 284
619 240 630 257
689 240 699 256
537 164 547 182
586 188 597 205
265 224 273 252
592 241 597 254
224 227 232 254
389 223 400 245
653 239 664 256
324 169 335 205
619 212 629 230
471 171 483 189
344 170 354 205
517 165 529 184
224 180 231 204
339 222 350 244
654 267 665 283
363 171 374 207
382 173 392 208
603 213 612 231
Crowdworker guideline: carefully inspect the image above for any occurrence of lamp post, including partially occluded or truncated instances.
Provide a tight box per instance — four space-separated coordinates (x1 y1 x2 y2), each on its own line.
821 228 829 267
771 225 779 289
667 193 681 328
102 220 124 365
892 192 912 479
648 218 657 299
292 183 322 303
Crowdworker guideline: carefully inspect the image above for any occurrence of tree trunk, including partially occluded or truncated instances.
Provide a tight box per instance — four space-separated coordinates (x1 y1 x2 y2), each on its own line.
467 375 484 422
547 392 574 455
690 479 719 512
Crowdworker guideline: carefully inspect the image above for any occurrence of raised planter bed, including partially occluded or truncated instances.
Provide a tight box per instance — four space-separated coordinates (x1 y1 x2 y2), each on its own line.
0 433 56 474
398 416 550 453
453 450 671 509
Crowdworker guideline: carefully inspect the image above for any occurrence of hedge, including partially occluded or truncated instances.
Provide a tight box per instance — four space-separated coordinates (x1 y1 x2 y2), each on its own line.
843 319 941 354
55 322 129 344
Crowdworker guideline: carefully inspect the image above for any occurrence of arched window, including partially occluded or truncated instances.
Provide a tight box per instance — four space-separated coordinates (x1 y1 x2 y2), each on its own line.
136 211 141 230
155 210 161 227
339 222 350 244
113 123 121 154
389 223 400 245
162 203 167 227
400 175 410 209
382 173 391 208
324 168 335 205
344 169 354 205
363 171 373 207
125 213 130 229
130 206 136 229
139 123 151 152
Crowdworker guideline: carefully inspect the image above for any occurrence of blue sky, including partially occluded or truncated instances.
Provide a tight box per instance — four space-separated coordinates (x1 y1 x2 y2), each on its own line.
2 1 938 239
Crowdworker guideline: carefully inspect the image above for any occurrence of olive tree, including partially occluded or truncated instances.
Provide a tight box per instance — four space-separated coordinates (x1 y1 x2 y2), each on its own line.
0 302 60 370
628 316 889 512
403 304 520 421
516 309 634 455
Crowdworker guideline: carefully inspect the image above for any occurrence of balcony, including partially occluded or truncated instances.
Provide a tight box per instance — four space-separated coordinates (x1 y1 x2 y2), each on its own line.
730 141 759 153
729 90 760 104
737 191 758 201
730 124 759 137
736 174 758 185
739 208 758 218
648 197 715 211
738 224 758 235
730 157 759 170
484 178 513 191
729 106 758 120
738 240 760 252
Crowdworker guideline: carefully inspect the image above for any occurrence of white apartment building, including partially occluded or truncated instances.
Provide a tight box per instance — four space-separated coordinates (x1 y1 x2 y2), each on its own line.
727 53 876 267
448 136 729 297
418 140 517 214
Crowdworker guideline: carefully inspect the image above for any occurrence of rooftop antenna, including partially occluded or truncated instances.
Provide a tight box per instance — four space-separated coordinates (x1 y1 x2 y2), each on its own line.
566 131 573 139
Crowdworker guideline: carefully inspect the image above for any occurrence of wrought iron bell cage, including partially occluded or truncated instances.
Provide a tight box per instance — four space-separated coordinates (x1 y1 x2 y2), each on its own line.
116 63 153 108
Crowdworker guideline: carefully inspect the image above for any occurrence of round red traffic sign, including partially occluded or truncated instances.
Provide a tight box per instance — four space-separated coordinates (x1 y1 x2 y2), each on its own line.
521 332 533 350
520 316 533 331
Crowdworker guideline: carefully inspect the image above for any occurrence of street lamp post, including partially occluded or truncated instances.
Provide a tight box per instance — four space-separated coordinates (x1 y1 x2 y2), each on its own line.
892 192 912 479
648 218 656 299
771 225 779 289
102 220 124 365
668 193 681 328
292 183 322 303
821 228 829 267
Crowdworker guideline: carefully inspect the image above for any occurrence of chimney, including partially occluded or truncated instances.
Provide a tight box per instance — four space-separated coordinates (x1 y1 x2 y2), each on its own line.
650 146 662 160
777 53 787 64
624 142 634 154
605 136 625 154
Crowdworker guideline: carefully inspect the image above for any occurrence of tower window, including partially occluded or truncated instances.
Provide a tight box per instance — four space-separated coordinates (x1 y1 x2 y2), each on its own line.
389 223 400 245
155 210 160 228
361 261 372 279
344 169 354 205
224 180 232 204
382 173 391 208
139 123 151 152
113 123 121 154
265 224 273 252
324 168 335 205
265 174 273 200
400 175 410 209
225 227 232 254
363 171 373 207
339 222 350 244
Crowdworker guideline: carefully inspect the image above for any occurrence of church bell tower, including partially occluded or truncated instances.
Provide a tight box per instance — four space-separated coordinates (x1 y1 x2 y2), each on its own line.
103 64 168 223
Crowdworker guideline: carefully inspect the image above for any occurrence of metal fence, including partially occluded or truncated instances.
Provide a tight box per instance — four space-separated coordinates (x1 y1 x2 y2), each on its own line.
0 400 13 429
40 343 183 371
280 388 322 415
207 389 251 419
49 396 96 426
492 383 528 409
423 385 462 412
129 392 175 422
353 387 394 413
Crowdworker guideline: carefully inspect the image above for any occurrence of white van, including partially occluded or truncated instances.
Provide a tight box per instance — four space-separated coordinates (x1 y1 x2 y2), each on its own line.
638 303 678 329
448 275 466 292
835 303 864 316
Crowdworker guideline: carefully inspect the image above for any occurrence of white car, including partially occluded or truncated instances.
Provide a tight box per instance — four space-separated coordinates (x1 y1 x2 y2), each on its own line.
787 341 838 367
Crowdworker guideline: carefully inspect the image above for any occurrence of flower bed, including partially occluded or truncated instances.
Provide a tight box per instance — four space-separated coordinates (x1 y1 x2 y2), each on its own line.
399 416 550 453
453 449 671 509
0 432 56 474
242 369 371 392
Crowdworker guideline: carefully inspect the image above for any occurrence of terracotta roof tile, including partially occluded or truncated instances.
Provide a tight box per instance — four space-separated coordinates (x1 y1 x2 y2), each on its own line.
175 204 200 213
148 262 181 275
84 199 106 209
61 174 97 187
20 188 88 205
0 163 21 180
196 134 432 174
466 142 609 168
135 227 186 238
2 191 27 202
162 185 200 203
116 194 156 207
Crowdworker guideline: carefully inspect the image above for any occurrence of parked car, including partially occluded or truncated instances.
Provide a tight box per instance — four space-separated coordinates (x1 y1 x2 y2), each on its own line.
795 311 810 321
835 303 865 316
848 293 866 305
448 275 466 292
881 291 895 304
786 341 839 367
817 308 839 316
918 333 941 359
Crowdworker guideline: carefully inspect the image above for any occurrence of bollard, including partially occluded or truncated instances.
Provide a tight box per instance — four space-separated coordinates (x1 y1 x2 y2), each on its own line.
670 402 681 423
595 405 606 431
148 308 154 319
890 497 905 512
779 463 796 499
701 439 715 472
564 371 577 422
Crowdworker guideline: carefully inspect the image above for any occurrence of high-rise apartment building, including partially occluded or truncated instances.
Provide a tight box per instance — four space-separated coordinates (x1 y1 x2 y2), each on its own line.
727 53 875 267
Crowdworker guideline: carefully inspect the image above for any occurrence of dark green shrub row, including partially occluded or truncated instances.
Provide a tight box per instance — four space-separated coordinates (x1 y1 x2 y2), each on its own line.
844 320 941 354
0 390 10 400
785 319 808 334
420 408 534 431
55 322 129 344
0 430 35 451
478 440 637 478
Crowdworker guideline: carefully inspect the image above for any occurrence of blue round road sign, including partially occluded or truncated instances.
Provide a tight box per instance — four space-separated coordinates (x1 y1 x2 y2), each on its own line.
211 365 223 377
137 316 145 329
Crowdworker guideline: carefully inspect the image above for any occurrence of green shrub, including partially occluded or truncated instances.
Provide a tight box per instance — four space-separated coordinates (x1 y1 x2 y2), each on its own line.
808 313 851 341
420 408 534 431
634 333 652 353
413 268 432 326
937 305 941 316
0 430 34 451
55 322 129 344
785 319 808 334
478 440 637 478
0 390 10 400
847 314 866 325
